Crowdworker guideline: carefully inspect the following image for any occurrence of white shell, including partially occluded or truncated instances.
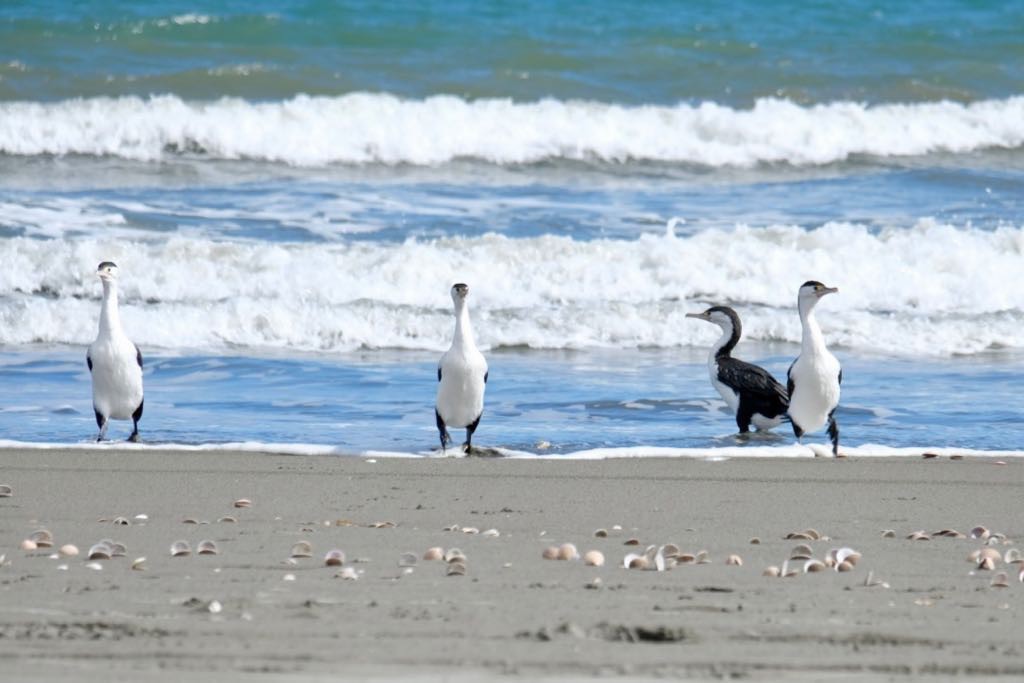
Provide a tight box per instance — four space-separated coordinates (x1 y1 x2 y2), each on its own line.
197 540 219 555
170 540 192 557
481 528 500 538
583 550 605 567
290 541 313 559
324 549 346 566
233 498 252 508
726 554 743 566
59 544 79 558
557 543 579 561
87 542 112 560
131 557 147 570
29 530 53 548
208 600 223 614
423 547 444 561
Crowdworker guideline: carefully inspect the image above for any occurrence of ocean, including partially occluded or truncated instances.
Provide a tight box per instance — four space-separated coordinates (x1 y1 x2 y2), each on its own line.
1 1 1023 456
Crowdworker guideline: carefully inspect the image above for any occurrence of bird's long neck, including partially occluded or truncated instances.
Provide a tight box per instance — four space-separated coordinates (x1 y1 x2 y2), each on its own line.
711 322 739 359
799 303 826 356
99 281 122 337
452 301 476 351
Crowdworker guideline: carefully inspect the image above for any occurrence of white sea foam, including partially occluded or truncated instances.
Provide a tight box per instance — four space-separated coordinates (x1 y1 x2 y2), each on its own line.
1 94 1022 166
1 220 1023 356
0 439 1019 460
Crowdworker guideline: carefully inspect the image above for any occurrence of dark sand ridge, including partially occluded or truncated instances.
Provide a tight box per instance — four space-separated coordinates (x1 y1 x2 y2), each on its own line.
0 448 1022 681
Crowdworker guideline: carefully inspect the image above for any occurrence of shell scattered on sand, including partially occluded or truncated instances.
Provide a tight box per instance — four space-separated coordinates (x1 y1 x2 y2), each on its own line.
84 562 103 571
907 531 931 541
863 571 889 588
423 547 444 561
623 538 640 546
20 539 37 551
726 554 743 566
87 542 112 560
170 540 192 557
444 548 465 563
398 552 417 567
933 528 966 539
803 559 827 573
290 541 313 559
1004 548 1022 564
336 567 359 580
542 546 559 560
594 529 609 538
749 537 761 545
583 550 605 567
59 544 79 558
131 557 146 571
481 528 500 538
789 544 814 560
233 499 252 509
29 530 53 548
763 565 780 577
881 529 896 538
218 516 237 524
990 572 1010 589
324 549 346 566
970 526 990 540
446 562 467 577
282 573 296 581
460 527 479 535
197 540 219 556
112 516 130 526
0 484 12 497
557 543 579 561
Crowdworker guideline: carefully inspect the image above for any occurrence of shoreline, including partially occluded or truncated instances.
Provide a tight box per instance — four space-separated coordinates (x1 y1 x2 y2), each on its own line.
1 449 1022 681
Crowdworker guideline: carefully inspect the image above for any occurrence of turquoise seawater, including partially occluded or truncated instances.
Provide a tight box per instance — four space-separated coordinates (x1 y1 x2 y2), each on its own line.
1 1 1023 454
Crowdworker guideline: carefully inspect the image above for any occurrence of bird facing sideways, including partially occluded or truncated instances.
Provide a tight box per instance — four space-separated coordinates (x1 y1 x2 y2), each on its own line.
87 261 144 442
687 305 788 433
435 283 488 453
787 281 842 456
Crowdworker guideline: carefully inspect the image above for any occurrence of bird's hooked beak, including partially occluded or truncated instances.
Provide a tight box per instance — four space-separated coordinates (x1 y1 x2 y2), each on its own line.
686 311 711 321
817 286 839 298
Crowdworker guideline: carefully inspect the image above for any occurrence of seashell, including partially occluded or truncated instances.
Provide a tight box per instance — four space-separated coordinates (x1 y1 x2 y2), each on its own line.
112 517 130 526
108 542 127 557
834 547 861 566
87 542 112 560
423 547 444 561
398 552 417 567
446 562 466 577
762 565 780 577
170 540 192 557
802 529 822 540
557 543 579 561
0 484 11 497
336 567 359 580
371 521 396 529
804 559 827 573
541 546 559 560
988 532 1007 544
208 600 222 614
881 529 896 538
290 541 313 559
907 531 931 541
56 564 68 571
583 550 605 567
1004 548 1022 564
782 561 799 578
443 524 460 532
197 540 219 555
624 553 649 570
20 539 37 551
726 554 743 566
922 452 938 459
933 529 965 538
970 526 990 540
623 538 640 546
324 549 345 566
183 518 199 525
218 516 237 524
675 553 696 565
594 529 608 538
282 573 296 582
444 548 465 563
786 531 814 541
654 546 671 572
481 529 500 538
233 499 252 508
990 572 1009 589
585 577 602 590
978 556 996 571
837 560 854 572
134 514 148 521
461 527 479 535
696 550 711 564
84 562 103 571
59 544 79 557
131 557 146 571
612 525 623 531
661 544 681 558
29 530 53 548
790 544 814 560
749 537 761 545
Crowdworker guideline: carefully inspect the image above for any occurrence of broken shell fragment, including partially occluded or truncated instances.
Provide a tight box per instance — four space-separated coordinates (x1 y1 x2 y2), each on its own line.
324 549 346 566
977 556 997 571
87 542 112 560
726 554 743 566
557 543 579 561
29 530 53 548
446 562 467 577
423 547 444 561
585 577 602 589
1004 548 1022 564
197 540 219 556
675 553 696 565
695 550 711 564
444 548 465 563
112 517 130 526
290 541 313 559
131 557 146 571
991 572 1009 589
59 544 79 558
907 531 931 541
182 518 199 525
233 499 252 508
933 528 966 538
282 573 296 581
461 527 479 535
541 546 560 560
170 540 192 557
84 562 103 571
481 528 500 538
0 484 11 497
583 550 605 567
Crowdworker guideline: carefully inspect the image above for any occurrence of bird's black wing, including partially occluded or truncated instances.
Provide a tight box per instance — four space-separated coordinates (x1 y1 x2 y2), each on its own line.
86 352 93 373
838 367 843 385
718 357 789 406
135 344 143 368
484 371 488 384
786 358 797 399
437 366 442 382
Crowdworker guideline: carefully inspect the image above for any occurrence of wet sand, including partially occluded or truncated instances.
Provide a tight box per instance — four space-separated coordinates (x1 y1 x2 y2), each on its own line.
1 448 1022 681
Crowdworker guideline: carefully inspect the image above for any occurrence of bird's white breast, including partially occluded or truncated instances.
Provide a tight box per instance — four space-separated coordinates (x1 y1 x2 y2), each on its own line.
89 331 143 420
708 355 739 413
788 350 840 434
436 345 487 428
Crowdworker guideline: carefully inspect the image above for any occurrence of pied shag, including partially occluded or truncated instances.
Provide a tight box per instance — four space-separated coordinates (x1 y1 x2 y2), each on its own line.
787 280 842 456
435 283 488 453
87 261 144 442
687 305 789 433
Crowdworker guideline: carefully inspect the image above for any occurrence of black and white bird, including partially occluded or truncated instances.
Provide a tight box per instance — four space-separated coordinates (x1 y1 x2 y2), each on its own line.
687 305 789 433
435 283 488 453
787 281 842 455
87 261 144 442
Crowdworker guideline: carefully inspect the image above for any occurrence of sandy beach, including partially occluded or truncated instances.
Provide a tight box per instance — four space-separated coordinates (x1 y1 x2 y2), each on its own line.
0 448 1022 681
